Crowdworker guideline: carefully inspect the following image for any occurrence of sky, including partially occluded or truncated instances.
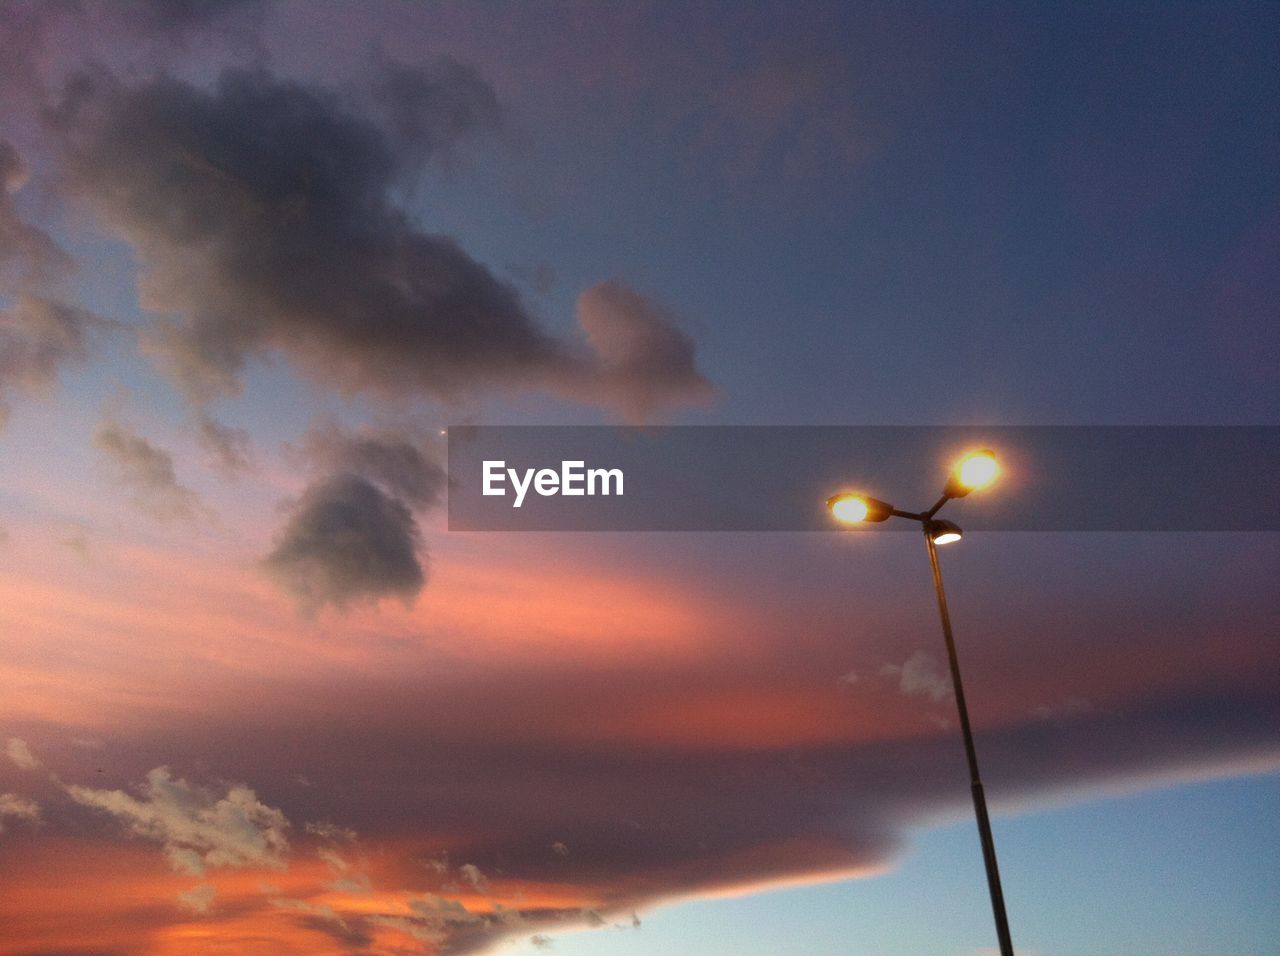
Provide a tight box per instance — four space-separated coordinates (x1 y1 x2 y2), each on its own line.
0 1 1277 954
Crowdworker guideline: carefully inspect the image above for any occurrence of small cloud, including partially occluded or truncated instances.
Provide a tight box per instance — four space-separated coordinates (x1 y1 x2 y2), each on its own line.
263 473 425 612
837 669 860 688
177 883 215 914
95 421 204 521
197 412 254 475
459 862 489 893
0 792 41 833
421 852 449 874
317 846 349 872
66 766 290 875
530 934 554 949
550 841 569 857
305 820 357 842
880 650 952 703
329 874 372 895
6 737 38 770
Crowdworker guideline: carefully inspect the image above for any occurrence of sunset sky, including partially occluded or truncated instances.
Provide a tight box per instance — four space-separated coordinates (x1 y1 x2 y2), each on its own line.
0 2 1277 954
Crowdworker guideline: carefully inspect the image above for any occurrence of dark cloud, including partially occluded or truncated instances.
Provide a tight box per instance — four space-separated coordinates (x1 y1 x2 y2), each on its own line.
48 67 711 419
94 420 203 521
263 473 424 611
0 140 74 291
300 423 445 510
0 294 104 429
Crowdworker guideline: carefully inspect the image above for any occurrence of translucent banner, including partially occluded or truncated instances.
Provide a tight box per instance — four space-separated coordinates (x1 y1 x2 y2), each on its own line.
447 426 1279 532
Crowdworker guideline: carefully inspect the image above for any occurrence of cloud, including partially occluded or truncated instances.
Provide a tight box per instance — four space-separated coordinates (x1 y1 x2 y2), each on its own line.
6 737 38 770
0 793 40 833
269 895 372 947
94 420 204 521
574 279 716 422
880 650 952 703
66 766 289 875
263 473 424 610
459 862 489 893
177 883 216 913
304 820 357 843
0 294 106 429
367 51 502 164
48 67 710 419
300 423 445 510
197 412 254 474
0 139 73 291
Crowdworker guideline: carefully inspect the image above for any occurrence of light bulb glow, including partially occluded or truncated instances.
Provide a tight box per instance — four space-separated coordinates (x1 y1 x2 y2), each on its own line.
829 495 870 524
933 530 962 545
956 450 999 490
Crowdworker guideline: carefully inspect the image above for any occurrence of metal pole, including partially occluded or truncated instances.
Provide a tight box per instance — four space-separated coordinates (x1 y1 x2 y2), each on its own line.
924 527 1015 956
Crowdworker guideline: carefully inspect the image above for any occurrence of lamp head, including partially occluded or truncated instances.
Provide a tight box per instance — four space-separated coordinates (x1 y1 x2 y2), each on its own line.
827 493 894 524
927 519 963 545
945 449 999 498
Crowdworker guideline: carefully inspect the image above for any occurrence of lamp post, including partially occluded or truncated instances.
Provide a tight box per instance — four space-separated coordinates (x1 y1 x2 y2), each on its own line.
827 450 1014 956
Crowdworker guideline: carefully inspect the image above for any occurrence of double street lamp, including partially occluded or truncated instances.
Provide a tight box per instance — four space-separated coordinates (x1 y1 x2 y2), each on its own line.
827 450 1014 956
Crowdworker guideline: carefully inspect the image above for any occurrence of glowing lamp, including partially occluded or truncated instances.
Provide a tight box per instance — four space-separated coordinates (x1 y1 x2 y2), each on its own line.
928 519 963 545
826 493 894 524
947 450 999 497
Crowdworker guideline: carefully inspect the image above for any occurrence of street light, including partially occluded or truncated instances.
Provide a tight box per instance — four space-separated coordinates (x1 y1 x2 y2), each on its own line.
827 449 1014 956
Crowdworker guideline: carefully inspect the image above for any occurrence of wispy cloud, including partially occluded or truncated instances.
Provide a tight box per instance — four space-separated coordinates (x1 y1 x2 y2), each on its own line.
177 882 216 913
0 793 40 833
5 737 38 770
94 420 204 521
